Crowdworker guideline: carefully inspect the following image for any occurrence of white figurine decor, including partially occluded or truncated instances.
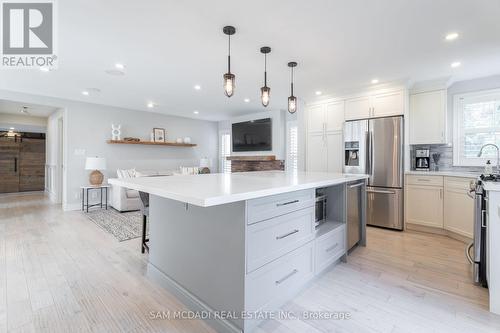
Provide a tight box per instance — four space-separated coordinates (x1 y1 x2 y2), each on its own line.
111 124 121 141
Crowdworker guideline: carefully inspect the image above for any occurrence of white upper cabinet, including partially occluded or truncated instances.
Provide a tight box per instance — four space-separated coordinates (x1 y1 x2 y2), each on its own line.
307 104 326 134
345 96 371 120
325 101 345 132
345 89 404 120
307 133 327 172
409 89 447 144
326 132 343 173
306 101 345 172
371 90 405 118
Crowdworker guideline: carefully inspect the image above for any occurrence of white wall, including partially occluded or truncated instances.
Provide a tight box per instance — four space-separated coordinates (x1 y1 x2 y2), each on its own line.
0 89 219 211
0 113 47 132
219 109 286 160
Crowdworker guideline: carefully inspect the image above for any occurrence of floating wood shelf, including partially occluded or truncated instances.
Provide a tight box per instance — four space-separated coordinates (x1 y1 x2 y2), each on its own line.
106 140 197 147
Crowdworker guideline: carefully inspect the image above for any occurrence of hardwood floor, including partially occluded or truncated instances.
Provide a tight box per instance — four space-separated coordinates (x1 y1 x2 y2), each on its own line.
1 193 499 333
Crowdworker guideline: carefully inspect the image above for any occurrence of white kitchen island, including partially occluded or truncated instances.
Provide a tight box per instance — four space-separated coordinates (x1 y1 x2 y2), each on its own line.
109 171 368 332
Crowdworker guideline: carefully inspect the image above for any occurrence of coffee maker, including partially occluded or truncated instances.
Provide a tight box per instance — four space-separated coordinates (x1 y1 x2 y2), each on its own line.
415 148 430 170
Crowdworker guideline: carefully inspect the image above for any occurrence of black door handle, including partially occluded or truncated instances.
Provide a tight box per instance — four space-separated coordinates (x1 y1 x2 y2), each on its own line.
14 158 17 173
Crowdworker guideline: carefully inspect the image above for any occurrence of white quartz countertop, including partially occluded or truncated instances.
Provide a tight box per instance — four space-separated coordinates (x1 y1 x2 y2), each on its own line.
405 170 480 178
108 171 369 207
484 182 500 191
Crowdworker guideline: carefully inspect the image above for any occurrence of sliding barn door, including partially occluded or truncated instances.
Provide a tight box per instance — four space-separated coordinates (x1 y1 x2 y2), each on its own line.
19 138 46 192
0 137 20 193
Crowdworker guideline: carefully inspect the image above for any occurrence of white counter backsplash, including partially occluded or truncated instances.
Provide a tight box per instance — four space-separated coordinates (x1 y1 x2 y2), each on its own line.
410 144 483 173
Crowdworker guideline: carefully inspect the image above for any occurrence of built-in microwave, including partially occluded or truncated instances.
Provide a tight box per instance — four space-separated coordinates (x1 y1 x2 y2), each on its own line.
315 190 327 227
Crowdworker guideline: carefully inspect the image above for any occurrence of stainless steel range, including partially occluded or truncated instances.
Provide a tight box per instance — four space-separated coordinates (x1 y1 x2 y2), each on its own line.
467 174 498 287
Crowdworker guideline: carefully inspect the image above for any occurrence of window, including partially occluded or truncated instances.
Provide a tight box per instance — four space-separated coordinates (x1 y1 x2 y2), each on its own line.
219 132 231 173
286 121 298 171
453 88 500 166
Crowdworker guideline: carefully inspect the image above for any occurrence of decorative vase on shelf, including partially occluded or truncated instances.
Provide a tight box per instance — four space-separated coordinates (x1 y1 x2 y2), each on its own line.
184 137 191 144
176 138 183 144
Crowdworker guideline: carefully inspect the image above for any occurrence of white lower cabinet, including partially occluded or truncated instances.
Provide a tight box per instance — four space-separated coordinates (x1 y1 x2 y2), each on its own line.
444 177 474 238
405 175 475 238
315 224 345 274
406 184 443 228
245 242 315 314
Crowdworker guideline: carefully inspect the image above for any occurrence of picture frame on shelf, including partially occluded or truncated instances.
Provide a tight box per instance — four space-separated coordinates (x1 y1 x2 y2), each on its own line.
153 128 166 142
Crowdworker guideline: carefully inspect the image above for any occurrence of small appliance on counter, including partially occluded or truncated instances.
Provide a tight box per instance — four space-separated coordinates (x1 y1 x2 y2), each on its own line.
415 148 430 170
315 188 327 228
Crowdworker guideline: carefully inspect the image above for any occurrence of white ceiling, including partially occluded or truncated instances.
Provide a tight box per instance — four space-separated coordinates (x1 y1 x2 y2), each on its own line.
0 0 499 121
0 100 58 117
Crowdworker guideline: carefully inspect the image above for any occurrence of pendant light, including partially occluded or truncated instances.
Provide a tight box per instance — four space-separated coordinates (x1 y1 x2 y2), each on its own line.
287 61 298 114
260 46 271 107
223 26 236 97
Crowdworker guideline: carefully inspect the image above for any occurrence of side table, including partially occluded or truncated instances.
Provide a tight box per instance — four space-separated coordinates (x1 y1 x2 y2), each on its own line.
81 185 110 212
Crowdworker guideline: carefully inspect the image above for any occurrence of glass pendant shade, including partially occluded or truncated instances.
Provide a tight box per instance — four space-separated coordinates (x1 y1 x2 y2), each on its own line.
261 86 270 107
288 96 297 114
223 72 235 97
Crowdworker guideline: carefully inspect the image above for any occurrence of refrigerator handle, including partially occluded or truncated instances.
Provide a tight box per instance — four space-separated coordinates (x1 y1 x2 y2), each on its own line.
366 131 373 176
365 131 370 175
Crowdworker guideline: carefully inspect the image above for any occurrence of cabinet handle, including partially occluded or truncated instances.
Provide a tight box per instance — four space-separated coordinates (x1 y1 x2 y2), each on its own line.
276 199 299 207
417 178 431 182
14 158 17 173
275 269 298 285
276 229 299 240
325 243 339 252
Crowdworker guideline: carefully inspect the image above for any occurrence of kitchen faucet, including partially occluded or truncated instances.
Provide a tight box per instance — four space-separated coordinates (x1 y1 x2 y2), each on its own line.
477 143 500 173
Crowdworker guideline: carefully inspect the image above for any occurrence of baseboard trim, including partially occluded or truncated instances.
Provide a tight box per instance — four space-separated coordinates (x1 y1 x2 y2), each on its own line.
406 223 472 243
146 263 242 333
63 203 81 211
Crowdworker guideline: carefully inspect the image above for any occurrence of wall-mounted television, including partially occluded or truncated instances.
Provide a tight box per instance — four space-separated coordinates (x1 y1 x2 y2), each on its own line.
232 118 272 152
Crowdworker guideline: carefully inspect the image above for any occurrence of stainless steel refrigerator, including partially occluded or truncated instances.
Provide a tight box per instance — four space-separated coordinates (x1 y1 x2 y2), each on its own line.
344 116 404 230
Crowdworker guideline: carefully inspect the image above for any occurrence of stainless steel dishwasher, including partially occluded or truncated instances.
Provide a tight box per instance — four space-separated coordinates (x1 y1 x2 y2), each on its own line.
347 181 365 250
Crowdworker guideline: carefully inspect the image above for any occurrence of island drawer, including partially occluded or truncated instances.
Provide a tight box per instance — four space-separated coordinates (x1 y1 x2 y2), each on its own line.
246 207 315 273
245 242 314 313
246 189 315 224
315 224 345 274
406 175 443 187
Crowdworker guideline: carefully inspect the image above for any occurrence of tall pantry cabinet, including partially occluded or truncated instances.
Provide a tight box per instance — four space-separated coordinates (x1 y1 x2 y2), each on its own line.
306 101 344 172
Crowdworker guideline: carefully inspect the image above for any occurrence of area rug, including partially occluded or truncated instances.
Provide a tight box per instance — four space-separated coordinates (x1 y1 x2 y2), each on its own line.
83 209 147 242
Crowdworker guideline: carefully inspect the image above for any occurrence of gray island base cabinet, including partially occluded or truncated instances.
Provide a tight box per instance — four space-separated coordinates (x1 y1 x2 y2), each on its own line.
108 171 367 333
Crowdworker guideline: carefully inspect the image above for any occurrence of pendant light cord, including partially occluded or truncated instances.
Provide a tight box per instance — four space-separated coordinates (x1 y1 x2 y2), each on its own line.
290 66 294 96
264 53 267 86
227 34 231 73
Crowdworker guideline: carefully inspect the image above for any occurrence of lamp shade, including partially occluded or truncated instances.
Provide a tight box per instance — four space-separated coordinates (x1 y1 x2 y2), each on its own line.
85 157 106 170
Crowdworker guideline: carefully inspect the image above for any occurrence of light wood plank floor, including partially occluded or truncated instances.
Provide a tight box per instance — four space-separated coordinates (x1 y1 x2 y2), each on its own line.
1 193 499 333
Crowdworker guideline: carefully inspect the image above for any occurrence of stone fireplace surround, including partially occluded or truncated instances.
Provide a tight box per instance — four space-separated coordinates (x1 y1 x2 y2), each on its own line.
226 156 285 173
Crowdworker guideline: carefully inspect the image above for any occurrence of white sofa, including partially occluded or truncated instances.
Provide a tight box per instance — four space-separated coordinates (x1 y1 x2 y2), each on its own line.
110 169 174 212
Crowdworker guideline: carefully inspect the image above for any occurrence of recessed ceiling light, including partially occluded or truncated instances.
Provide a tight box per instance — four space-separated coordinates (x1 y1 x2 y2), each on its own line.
81 88 100 96
193 110 199 114
194 85 201 90
451 61 461 68
115 63 125 70
445 32 459 41
105 69 125 76
315 91 322 96
371 79 379 84
244 98 250 103
40 67 50 72
147 102 157 108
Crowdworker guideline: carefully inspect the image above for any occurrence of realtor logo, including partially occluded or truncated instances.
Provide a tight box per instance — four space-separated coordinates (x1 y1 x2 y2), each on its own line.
1 0 57 68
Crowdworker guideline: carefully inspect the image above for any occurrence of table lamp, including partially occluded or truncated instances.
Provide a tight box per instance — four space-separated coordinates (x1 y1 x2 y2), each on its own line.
85 157 107 185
